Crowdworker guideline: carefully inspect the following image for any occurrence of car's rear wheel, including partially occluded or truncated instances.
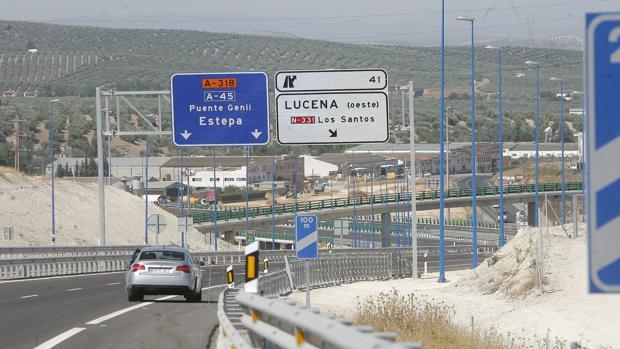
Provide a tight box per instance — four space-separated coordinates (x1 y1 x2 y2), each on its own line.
128 290 142 302
194 290 202 303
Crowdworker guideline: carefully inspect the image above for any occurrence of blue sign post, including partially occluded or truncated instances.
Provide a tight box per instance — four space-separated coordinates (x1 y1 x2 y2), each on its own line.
295 214 318 260
171 72 270 146
295 214 318 309
586 12 620 293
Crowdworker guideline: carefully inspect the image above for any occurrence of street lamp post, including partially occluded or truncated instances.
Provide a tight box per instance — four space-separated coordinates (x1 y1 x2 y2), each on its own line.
445 106 452 221
550 77 566 225
486 45 505 247
526 61 541 227
457 15 478 267
438 0 447 283
50 99 60 245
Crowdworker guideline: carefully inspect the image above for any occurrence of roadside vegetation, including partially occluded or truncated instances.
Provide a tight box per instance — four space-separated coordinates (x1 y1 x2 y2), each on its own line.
355 290 575 349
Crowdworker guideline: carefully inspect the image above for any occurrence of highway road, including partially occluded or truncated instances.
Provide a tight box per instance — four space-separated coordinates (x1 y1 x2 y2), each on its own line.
0 248 487 349
0 265 244 349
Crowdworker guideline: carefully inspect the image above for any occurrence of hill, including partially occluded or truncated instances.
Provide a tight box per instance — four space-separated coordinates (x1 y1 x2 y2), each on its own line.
0 167 222 249
0 20 585 169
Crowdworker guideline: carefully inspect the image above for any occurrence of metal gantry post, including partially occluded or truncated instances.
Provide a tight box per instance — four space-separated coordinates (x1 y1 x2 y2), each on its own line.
352 150 357 248
371 161 375 248
245 146 250 233
536 65 541 228
213 148 218 251
144 137 149 245
50 99 59 245
95 89 106 246
271 142 276 250
408 81 418 278
560 80 566 225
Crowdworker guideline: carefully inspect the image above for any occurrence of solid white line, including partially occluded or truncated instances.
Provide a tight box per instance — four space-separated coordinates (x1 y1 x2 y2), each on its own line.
0 271 125 284
33 327 86 349
66 288 82 292
106 282 120 286
85 302 153 325
202 284 227 291
20 294 38 299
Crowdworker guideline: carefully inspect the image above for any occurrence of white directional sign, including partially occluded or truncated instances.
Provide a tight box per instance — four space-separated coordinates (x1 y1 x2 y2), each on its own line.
147 214 168 234
586 12 620 293
275 69 389 145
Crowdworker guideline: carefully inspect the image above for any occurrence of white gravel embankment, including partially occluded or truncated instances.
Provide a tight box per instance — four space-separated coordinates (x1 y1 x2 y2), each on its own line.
290 225 620 348
0 170 229 250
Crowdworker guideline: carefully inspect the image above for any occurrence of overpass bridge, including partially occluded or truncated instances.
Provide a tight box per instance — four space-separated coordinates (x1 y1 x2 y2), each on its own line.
190 182 582 233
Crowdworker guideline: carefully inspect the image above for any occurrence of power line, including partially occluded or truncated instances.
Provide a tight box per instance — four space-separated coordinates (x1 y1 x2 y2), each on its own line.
44 0 606 24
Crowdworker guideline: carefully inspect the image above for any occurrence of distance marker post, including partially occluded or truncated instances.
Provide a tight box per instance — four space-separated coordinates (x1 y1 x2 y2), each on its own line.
226 265 234 288
245 241 260 293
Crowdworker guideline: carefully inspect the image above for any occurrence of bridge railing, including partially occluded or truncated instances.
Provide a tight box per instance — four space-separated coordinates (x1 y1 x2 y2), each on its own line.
192 182 582 224
0 244 498 280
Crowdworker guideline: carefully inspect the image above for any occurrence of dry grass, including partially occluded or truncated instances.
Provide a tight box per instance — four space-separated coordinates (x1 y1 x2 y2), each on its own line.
355 290 570 349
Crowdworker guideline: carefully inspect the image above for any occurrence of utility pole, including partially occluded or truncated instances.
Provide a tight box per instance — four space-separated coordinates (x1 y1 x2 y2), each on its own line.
407 81 418 278
13 115 26 172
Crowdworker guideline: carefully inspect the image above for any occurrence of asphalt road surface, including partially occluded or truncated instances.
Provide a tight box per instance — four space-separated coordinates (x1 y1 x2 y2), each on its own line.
0 264 248 349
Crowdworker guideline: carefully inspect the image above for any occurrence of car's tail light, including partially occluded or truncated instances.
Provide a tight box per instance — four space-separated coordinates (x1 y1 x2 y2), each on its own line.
176 265 191 273
131 264 145 272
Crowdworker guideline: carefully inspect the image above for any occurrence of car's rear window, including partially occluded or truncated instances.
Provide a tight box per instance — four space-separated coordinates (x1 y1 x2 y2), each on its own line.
139 251 185 261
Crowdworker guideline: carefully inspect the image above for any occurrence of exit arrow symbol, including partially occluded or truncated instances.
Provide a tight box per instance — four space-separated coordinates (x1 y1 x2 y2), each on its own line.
329 129 338 137
251 129 262 139
180 130 192 140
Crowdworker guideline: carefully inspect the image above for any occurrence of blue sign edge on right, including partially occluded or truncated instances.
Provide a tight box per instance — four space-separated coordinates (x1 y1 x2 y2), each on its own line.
295 214 318 260
586 12 620 293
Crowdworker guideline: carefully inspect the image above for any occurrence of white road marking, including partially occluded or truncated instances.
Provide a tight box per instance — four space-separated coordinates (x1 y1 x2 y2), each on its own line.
85 302 153 325
155 295 177 301
202 284 227 291
84 283 227 326
20 294 38 299
33 327 86 349
106 282 120 286
66 288 82 292
0 271 124 284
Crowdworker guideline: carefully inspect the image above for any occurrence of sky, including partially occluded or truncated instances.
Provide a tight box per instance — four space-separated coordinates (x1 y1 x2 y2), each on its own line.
0 0 616 45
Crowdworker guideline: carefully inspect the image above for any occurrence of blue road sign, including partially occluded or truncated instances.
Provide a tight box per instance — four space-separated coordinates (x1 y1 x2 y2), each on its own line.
586 12 620 293
295 214 318 260
171 72 270 146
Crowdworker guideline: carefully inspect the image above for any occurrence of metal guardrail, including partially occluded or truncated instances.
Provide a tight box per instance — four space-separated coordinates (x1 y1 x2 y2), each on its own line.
218 246 499 348
0 255 129 279
0 245 497 280
0 245 143 260
236 291 421 349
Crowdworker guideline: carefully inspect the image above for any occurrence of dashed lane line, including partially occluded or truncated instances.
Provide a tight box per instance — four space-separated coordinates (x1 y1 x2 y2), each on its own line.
34 283 228 348
106 282 120 286
66 288 82 292
32 327 86 349
19 294 38 299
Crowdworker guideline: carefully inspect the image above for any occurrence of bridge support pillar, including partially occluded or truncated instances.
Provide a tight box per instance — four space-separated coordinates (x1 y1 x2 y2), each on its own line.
527 202 537 227
381 213 391 247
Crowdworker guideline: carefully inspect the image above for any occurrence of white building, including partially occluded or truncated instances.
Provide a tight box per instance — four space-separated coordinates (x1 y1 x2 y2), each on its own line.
301 155 339 177
188 167 247 190
504 142 579 159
